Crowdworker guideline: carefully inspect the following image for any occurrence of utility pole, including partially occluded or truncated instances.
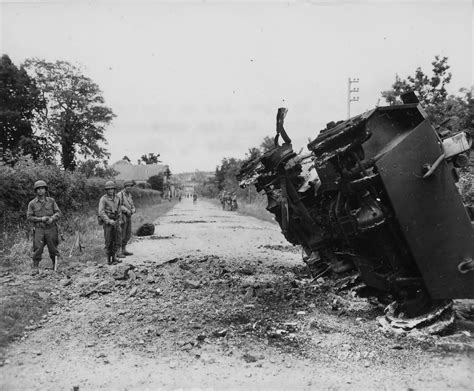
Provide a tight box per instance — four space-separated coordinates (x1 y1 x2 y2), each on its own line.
347 77 359 119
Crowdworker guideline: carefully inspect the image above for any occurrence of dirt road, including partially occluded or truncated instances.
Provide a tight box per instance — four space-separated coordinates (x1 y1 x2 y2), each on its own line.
1 199 473 390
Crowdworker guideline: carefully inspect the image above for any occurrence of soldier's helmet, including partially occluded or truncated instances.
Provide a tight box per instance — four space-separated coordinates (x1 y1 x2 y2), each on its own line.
104 181 116 190
124 180 135 187
34 180 48 190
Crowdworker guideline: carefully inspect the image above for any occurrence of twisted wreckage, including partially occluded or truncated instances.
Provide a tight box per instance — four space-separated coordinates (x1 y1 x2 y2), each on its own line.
237 93 473 333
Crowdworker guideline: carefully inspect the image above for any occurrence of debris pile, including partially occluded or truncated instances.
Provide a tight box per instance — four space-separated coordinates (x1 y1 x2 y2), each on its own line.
135 223 155 237
5 252 472 366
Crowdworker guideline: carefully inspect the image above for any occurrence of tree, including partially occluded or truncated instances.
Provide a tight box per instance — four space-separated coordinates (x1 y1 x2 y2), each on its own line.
260 135 275 152
77 159 118 178
246 147 261 161
122 155 131 163
380 56 471 131
23 59 115 170
164 166 172 180
0 55 44 163
215 157 242 191
195 177 219 198
140 153 161 164
382 56 451 107
148 173 164 191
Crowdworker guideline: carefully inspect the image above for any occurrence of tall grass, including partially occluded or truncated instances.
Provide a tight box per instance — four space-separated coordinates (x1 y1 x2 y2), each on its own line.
235 193 276 224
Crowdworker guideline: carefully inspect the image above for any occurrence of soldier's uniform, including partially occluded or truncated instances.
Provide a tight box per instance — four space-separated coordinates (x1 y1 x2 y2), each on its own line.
117 180 136 256
231 194 238 211
98 181 122 264
27 180 61 274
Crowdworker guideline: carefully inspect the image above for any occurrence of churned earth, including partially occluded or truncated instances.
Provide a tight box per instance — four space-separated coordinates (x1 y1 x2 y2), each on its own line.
1 199 473 391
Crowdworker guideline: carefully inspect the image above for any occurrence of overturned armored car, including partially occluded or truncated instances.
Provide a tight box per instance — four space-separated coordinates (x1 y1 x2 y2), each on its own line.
237 94 473 330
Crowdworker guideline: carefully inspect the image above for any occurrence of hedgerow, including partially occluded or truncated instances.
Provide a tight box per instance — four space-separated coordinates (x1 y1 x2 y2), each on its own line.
0 157 162 235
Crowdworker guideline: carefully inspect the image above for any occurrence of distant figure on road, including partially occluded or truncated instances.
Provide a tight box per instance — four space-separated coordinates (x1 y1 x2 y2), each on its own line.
219 191 226 210
98 181 122 265
117 180 136 258
224 192 232 211
27 180 62 275
231 193 238 211
193 193 198 204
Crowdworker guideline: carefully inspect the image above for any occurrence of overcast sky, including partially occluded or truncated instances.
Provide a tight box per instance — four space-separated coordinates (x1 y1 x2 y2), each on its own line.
1 0 472 172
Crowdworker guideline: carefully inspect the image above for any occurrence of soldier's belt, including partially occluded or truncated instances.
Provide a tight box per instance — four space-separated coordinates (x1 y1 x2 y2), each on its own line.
35 222 56 229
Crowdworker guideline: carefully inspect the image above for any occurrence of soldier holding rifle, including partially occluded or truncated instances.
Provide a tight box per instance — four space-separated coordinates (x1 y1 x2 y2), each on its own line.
117 180 136 257
27 180 61 276
98 181 122 265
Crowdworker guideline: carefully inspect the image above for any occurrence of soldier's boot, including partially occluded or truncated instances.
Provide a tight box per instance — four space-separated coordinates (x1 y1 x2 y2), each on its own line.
31 261 39 276
116 248 126 259
111 253 120 264
107 254 113 265
122 246 133 256
51 256 57 271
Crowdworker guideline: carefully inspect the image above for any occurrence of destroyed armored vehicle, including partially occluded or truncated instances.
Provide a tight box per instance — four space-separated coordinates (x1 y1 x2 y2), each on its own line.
237 94 473 331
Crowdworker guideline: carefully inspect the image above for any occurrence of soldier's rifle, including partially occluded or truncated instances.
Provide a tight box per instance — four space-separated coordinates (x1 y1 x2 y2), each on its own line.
68 230 83 258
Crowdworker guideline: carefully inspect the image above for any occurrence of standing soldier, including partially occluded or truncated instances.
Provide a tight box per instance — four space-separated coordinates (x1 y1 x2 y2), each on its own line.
27 180 61 275
98 181 122 265
117 180 136 257
231 193 238 211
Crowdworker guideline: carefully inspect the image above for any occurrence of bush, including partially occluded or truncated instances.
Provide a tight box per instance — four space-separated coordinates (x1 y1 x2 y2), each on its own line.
147 174 164 191
0 157 162 248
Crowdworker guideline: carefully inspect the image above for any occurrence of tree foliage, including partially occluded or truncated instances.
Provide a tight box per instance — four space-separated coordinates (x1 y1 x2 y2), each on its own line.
195 176 219 198
148 174 164 192
382 56 451 107
215 157 242 192
212 134 279 197
23 58 115 170
381 55 471 133
246 147 262 161
140 153 161 164
76 159 118 178
260 135 276 153
0 55 44 164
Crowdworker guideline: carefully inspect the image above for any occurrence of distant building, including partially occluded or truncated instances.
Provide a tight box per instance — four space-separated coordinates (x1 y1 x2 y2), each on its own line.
111 160 168 185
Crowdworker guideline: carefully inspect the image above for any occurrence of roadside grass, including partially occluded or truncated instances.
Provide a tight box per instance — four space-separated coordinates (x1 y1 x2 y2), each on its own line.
0 196 176 355
236 195 276 224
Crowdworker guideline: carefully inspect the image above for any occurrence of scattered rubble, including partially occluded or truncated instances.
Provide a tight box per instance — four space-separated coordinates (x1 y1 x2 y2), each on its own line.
184 279 201 289
111 263 134 280
128 286 138 297
3 245 472 381
59 278 72 287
